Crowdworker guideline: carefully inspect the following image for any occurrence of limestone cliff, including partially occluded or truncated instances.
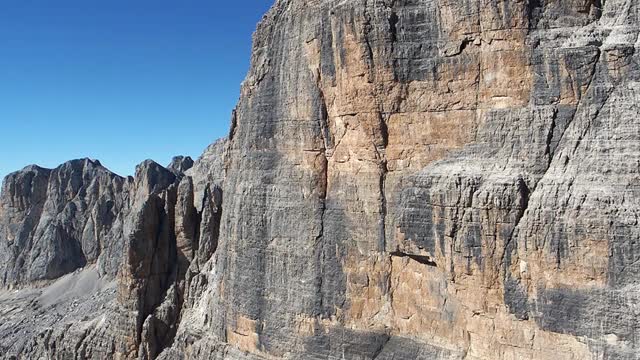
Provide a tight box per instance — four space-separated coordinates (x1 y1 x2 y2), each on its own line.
1 0 640 359
0 152 225 359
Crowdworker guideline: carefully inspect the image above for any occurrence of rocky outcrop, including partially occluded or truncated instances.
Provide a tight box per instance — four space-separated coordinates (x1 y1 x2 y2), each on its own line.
185 138 227 211
0 159 128 287
0 152 225 359
1 0 640 359
168 156 195 176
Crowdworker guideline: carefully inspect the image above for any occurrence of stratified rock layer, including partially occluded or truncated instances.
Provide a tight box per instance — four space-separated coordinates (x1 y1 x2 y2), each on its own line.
1 0 640 359
168 0 640 359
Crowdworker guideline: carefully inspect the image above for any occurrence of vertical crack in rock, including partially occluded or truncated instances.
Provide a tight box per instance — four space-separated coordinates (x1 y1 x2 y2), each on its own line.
228 109 238 143
196 184 223 266
312 62 331 319
388 6 398 44
378 164 388 253
472 53 483 142
527 0 545 30
544 108 559 166
378 112 390 253
362 1 392 254
363 0 376 82
317 85 334 153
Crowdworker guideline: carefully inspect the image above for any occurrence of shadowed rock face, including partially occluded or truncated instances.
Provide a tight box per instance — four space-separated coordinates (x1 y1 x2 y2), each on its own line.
1 0 640 359
0 159 127 286
0 152 226 359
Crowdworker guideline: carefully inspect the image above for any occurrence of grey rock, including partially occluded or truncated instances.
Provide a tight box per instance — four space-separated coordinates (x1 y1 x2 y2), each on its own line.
185 138 227 211
168 156 195 175
0 159 127 287
0 150 226 358
2 0 640 359
170 0 640 359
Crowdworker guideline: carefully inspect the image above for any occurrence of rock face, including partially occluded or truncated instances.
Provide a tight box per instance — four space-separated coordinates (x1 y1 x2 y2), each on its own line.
0 159 127 287
167 0 640 359
0 154 225 359
1 0 640 359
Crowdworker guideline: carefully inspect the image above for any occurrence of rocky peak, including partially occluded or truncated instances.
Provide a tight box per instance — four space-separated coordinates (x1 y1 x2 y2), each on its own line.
0 159 129 287
167 156 195 175
132 160 177 202
0 146 228 357
1 165 51 212
185 138 227 210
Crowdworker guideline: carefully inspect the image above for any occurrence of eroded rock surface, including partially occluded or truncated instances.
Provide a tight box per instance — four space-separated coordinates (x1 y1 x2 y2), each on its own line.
0 159 128 287
167 0 640 359
1 0 640 359
0 153 225 359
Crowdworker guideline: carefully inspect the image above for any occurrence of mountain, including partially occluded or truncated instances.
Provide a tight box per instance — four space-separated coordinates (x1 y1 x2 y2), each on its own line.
1 0 640 359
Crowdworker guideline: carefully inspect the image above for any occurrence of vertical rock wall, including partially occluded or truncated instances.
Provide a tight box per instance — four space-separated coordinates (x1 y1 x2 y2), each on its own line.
170 0 640 359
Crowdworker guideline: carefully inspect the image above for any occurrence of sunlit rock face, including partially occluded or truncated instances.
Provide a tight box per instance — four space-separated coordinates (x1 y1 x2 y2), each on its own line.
2 0 640 359
167 0 640 359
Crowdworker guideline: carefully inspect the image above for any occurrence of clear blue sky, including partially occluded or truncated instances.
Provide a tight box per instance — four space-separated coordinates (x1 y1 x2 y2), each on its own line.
0 0 273 180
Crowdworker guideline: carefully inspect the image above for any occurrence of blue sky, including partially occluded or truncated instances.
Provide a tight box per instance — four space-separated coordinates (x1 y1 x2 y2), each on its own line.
0 0 273 180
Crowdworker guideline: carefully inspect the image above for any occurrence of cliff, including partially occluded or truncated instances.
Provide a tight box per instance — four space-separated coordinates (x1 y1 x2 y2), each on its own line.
1 0 639 359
